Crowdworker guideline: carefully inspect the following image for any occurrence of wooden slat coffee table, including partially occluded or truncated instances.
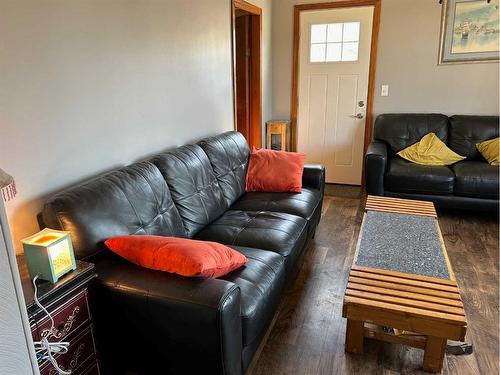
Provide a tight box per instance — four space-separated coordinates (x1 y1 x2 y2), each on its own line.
342 196 467 373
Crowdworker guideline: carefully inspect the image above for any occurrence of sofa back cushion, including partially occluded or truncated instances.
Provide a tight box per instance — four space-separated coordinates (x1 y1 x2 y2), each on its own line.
198 131 249 206
42 162 187 260
448 115 500 160
151 144 228 237
374 114 449 155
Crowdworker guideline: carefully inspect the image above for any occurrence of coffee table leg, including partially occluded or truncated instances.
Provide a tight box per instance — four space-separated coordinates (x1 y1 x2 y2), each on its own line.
345 319 364 354
423 336 447 373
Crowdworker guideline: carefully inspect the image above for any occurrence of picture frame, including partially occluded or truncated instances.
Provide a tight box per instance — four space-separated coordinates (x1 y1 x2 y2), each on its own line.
439 0 500 64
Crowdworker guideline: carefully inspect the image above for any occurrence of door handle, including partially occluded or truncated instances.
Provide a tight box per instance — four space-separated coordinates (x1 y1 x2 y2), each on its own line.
350 113 364 119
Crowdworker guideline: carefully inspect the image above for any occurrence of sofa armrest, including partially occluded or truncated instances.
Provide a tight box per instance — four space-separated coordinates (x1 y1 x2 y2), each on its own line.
302 164 325 194
365 141 387 196
92 255 243 375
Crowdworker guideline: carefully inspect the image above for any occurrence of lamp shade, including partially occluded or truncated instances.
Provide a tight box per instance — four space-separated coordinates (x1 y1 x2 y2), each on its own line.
0 168 17 202
21 228 77 283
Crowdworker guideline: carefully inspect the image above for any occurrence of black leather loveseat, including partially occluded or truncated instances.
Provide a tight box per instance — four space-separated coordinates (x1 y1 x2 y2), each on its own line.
41 131 325 375
366 114 499 211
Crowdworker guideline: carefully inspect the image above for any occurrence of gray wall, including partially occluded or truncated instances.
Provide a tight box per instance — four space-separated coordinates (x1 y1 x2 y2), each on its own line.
373 0 499 116
271 0 499 119
0 0 271 253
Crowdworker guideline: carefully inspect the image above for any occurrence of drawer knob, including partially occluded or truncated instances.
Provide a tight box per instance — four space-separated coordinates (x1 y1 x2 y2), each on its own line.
47 343 86 375
42 306 80 339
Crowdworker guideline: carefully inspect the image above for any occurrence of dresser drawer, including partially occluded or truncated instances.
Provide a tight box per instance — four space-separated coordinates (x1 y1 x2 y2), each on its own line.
35 289 90 341
39 326 97 375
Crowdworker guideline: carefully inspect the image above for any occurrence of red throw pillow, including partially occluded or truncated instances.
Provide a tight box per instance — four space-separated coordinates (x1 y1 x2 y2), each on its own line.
246 148 306 193
105 235 247 278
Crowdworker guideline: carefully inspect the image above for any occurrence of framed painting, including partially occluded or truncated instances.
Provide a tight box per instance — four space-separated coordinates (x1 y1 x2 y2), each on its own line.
439 0 500 64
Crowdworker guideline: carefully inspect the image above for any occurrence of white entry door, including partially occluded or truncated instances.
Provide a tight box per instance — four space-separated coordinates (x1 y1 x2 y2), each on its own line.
297 6 374 184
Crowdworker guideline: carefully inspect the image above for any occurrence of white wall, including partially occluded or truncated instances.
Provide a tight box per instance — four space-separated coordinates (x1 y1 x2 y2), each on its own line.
271 0 499 119
0 0 270 253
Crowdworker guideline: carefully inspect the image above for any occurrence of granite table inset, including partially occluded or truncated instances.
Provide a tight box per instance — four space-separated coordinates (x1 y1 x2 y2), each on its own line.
355 211 449 279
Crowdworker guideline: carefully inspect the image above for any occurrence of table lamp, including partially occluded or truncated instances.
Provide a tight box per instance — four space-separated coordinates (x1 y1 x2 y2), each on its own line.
1 167 77 283
22 228 77 283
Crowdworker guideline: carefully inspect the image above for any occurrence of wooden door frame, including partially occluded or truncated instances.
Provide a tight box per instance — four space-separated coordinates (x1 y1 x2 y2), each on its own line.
232 0 263 148
291 0 381 185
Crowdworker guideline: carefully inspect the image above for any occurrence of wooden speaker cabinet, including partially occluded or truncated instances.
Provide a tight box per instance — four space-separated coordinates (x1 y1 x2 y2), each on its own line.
266 121 290 151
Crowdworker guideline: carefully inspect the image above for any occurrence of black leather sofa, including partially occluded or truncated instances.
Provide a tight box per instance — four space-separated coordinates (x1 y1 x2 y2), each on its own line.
41 131 325 375
366 114 499 211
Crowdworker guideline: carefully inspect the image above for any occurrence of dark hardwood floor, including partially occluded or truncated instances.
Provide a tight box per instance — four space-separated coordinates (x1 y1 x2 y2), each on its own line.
248 187 499 375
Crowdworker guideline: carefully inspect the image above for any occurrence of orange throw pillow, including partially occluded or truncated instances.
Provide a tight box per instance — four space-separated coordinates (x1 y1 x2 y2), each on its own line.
246 148 306 193
105 235 247 278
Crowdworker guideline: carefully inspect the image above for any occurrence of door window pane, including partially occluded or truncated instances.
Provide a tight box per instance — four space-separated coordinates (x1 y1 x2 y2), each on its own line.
342 22 360 42
310 43 326 62
310 21 361 63
326 43 342 62
327 23 343 43
342 42 359 61
311 24 327 43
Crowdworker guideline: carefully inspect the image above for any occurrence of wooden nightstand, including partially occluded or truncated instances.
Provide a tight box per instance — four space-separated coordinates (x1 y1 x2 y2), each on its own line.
18 256 100 375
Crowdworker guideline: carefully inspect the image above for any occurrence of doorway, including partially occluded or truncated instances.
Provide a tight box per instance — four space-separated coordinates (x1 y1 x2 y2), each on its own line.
232 0 262 149
292 1 381 185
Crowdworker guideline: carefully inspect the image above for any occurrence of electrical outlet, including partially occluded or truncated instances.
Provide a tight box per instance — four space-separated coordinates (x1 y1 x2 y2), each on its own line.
381 85 389 97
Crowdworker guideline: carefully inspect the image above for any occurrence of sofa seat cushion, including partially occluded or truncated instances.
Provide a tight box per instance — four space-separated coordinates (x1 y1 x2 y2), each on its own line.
92 245 284 348
195 210 307 271
220 246 286 346
385 158 455 195
452 161 499 199
230 188 321 222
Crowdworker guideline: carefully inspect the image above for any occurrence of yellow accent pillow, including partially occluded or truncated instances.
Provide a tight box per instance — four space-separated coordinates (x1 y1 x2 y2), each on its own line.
476 137 499 166
397 133 466 166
